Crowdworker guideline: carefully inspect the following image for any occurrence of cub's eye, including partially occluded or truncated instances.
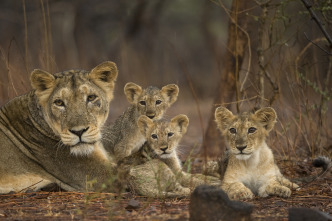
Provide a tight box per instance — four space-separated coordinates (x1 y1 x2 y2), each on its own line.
248 127 257 133
54 99 65 107
139 101 146 106
229 128 237 134
168 132 174 137
156 100 162 105
151 134 158 139
87 95 97 102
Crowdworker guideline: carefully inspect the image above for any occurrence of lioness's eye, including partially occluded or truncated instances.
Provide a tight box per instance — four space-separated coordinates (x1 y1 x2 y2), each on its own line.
151 134 158 139
156 100 162 105
139 101 146 105
168 132 174 137
229 128 237 134
248 127 257 133
87 95 97 102
54 99 65 107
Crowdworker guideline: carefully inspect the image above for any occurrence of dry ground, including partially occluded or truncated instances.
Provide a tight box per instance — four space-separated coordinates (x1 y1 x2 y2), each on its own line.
0 158 331 221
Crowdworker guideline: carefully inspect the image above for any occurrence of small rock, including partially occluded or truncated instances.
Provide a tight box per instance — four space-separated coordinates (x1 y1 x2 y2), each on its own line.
40 183 63 192
289 208 332 221
189 185 253 221
25 188 36 193
125 199 140 211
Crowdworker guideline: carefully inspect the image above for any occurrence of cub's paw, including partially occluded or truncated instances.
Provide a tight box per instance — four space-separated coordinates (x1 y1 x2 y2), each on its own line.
227 188 254 200
165 186 191 198
290 182 300 190
187 177 205 188
262 185 291 198
202 161 220 177
179 187 191 196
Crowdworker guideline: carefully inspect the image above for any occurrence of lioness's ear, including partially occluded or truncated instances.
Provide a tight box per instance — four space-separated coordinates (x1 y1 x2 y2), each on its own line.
124 82 142 104
171 114 189 135
89 61 118 101
214 106 235 132
30 69 55 92
254 107 277 132
137 115 154 136
161 84 179 105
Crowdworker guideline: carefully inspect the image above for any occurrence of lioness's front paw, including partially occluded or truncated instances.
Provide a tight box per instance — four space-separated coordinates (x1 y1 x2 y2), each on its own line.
262 185 291 198
227 188 254 200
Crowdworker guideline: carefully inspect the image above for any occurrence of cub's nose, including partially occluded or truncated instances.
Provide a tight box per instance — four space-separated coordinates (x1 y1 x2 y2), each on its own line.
160 146 168 152
69 127 89 138
236 145 247 152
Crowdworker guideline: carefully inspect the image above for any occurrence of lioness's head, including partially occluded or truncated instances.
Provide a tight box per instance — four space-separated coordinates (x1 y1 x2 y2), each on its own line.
30 61 118 156
215 107 277 160
137 114 189 159
124 83 179 120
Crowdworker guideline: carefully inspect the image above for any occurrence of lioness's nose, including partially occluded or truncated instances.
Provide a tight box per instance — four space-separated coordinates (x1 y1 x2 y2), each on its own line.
160 146 168 152
69 127 89 138
236 145 247 152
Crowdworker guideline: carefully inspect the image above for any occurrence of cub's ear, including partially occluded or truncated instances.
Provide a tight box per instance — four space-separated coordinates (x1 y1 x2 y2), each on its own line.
254 107 277 132
214 106 235 132
171 114 189 135
124 82 142 104
89 61 118 101
137 115 154 136
30 69 55 92
161 84 179 106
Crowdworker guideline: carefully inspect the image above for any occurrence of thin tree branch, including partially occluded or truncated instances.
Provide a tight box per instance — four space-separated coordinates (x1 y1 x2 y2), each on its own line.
304 32 331 55
301 0 332 47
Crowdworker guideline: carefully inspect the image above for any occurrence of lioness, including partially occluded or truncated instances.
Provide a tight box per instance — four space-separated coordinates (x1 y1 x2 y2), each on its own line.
0 61 118 193
214 106 298 200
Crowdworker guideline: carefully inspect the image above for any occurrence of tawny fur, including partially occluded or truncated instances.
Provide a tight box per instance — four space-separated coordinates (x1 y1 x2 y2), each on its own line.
213 107 299 200
117 115 220 197
102 83 179 162
0 61 118 193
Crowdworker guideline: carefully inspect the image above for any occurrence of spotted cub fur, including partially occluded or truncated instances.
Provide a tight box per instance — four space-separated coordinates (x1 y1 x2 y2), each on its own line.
103 83 179 162
117 115 220 197
214 107 299 200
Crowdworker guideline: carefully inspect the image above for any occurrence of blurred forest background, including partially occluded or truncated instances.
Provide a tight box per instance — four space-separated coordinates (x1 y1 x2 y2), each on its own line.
0 0 331 159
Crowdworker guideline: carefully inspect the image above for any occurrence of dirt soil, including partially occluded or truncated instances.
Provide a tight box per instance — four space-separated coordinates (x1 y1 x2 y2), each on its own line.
0 158 331 221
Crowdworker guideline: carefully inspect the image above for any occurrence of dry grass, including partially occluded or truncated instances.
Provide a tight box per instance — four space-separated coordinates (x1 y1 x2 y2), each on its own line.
0 0 331 158
0 1 331 219
0 158 330 220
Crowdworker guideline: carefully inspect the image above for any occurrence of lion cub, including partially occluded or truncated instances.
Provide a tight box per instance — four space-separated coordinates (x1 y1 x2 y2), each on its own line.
119 114 189 172
117 115 220 197
118 115 190 197
103 83 179 162
214 107 298 200
116 114 190 197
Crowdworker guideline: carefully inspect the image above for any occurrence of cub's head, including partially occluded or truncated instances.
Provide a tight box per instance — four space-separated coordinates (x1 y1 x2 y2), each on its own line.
215 107 277 160
137 114 189 159
124 83 179 120
30 61 118 156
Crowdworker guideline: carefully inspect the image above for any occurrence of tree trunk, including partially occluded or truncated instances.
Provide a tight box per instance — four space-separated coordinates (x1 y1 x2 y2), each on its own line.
202 0 252 157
